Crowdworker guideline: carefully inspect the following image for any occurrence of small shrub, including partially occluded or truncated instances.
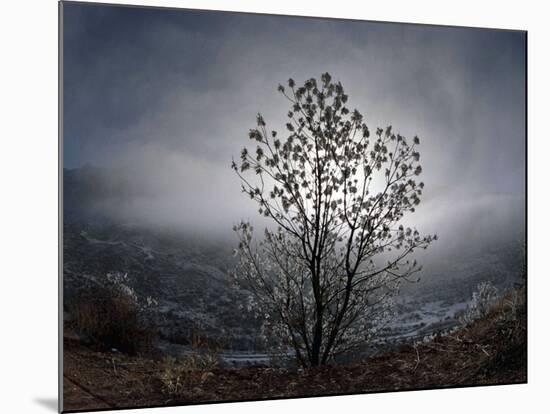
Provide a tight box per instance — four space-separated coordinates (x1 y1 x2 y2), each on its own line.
72 272 156 355
160 353 219 397
496 288 526 323
460 281 499 325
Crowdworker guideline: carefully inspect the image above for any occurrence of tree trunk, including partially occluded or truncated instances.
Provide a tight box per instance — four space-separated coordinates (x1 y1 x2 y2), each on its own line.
310 312 323 366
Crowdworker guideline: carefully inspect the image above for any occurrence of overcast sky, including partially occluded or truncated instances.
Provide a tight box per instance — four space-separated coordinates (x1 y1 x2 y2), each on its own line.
62 2 526 254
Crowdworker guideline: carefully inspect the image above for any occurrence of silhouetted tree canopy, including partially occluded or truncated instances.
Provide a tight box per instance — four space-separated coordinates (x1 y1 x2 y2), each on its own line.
232 73 436 367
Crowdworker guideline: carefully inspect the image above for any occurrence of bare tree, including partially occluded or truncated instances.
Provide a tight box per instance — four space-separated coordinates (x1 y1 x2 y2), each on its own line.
231 73 436 367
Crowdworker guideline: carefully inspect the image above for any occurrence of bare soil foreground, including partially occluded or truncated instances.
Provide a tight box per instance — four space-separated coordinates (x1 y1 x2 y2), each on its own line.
63 294 526 412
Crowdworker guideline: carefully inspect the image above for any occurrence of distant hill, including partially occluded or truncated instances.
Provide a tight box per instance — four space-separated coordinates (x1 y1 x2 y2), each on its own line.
62 166 526 353
63 166 262 350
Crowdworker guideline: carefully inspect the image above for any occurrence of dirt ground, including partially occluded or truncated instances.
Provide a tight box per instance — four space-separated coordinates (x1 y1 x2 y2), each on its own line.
63 297 526 412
